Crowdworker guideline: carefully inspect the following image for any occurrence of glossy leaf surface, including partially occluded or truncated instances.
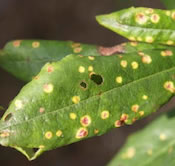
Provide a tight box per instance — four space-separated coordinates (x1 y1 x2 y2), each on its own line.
107 110 175 166
0 45 175 160
96 7 175 45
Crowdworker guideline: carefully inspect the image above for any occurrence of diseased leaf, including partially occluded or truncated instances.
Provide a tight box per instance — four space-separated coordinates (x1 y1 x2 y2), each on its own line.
161 0 175 10
96 7 175 45
0 40 167 82
107 110 175 166
0 45 175 160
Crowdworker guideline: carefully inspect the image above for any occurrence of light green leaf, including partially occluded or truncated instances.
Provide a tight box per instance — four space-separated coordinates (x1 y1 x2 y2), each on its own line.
96 7 175 45
161 0 175 10
0 40 166 82
0 45 175 160
107 110 175 166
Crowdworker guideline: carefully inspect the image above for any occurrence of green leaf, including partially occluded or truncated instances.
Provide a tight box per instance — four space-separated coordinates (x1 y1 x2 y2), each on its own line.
96 7 175 45
161 0 175 10
107 110 175 166
0 40 167 82
0 45 175 160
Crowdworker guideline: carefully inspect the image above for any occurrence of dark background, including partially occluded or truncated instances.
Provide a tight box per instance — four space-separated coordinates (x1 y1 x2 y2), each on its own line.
0 0 174 166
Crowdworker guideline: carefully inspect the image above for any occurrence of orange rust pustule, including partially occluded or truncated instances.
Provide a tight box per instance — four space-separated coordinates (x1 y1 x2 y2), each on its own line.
98 44 125 56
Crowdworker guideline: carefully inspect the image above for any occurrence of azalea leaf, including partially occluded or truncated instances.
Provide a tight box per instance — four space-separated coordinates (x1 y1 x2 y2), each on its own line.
107 110 175 166
96 7 175 45
0 45 175 160
0 40 166 82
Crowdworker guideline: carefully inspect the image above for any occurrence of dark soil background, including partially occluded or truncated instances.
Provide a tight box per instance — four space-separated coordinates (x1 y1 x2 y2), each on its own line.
0 0 175 166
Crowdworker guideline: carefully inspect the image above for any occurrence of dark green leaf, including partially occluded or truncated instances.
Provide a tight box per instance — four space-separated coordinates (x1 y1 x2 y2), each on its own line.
96 7 175 45
161 0 175 10
107 110 175 166
0 40 166 82
0 45 175 160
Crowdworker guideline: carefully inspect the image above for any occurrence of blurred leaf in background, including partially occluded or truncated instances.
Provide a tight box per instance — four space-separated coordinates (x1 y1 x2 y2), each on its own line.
161 0 175 9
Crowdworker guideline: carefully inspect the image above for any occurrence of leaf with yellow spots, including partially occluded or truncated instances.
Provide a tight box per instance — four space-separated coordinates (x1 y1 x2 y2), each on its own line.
107 110 175 166
0 40 166 82
96 7 175 45
0 44 175 160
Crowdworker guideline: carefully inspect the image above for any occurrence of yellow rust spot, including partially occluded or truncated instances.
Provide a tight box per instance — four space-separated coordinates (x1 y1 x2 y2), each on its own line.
69 113 77 120
13 40 21 47
128 36 136 41
145 36 154 43
0 131 10 138
88 56 95 61
130 42 138 47
120 60 128 68
122 147 136 159
88 66 93 72
47 65 54 73
56 130 62 137
137 37 143 42
161 50 173 57
159 133 167 141
43 83 54 93
15 100 23 110
94 129 99 134
131 61 139 69
114 120 122 128
71 42 81 48
167 40 174 45
80 115 91 127
32 41 40 48
72 96 80 104
74 47 82 53
39 145 45 149
172 12 175 20
131 104 139 113
101 110 110 120
76 128 88 139
135 13 148 24
147 149 153 156
116 76 123 84
78 66 85 73
164 81 175 93
142 95 148 100
139 111 144 116
142 55 152 64
166 11 171 16
145 8 154 14
138 51 145 56
45 131 53 139
120 113 129 122
39 107 45 113
151 14 160 23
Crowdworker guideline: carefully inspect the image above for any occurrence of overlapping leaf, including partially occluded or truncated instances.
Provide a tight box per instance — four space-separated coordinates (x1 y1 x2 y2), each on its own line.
96 7 175 45
0 45 175 160
107 110 175 166
0 40 167 82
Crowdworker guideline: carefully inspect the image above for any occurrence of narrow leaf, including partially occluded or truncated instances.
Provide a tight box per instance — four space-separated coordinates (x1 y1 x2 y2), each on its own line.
0 46 175 160
107 110 175 166
0 40 166 82
96 7 175 45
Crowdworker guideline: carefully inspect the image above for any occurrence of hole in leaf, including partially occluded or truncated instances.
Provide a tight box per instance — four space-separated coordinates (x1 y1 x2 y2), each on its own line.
90 74 103 85
4 113 12 121
80 81 87 90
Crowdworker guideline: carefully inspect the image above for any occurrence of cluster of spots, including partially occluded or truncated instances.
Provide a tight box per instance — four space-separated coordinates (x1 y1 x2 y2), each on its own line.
164 81 175 93
101 110 110 119
32 41 40 48
116 76 123 84
69 113 77 120
72 96 80 104
161 50 173 57
131 61 139 69
80 115 91 127
131 104 145 117
43 83 54 93
15 99 23 110
114 113 129 128
71 43 82 53
121 147 136 159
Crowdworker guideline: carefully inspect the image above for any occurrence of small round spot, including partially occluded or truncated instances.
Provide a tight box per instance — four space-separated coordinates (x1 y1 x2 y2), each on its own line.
145 36 154 43
78 66 85 73
74 47 82 53
142 55 152 64
137 37 143 42
151 14 160 23
101 110 110 120
116 76 123 84
32 41 40 48
80 115 91 127
15 100 23 110
135 13 148 24
120 60 128 68
139 111 144 116
172 12 175 20
131 61 139 69
145 8 154 14
39 107 45 113
166 11 171 16
94 129 99 134
164 81 175 93
39 145 45 149
71 43 81 48
72 96 80 104
161 50 173 57
69 113 77 120
126 147 136 159
88 56 95 61
56 130 62 137
43 83 54 93
0 131 10 138
168 147 173 154
13 40 21 47
45 131 53 139
120 113 129 122
47 66 54 73
159 133 167 141
138 52 145 56
131 104 139 113
167 40 174 45
76 128 88 139
142 95 148 100
88 66 93 72
114 120 122 128
128 36 136 41
130 42 138 47
147 149 153 156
